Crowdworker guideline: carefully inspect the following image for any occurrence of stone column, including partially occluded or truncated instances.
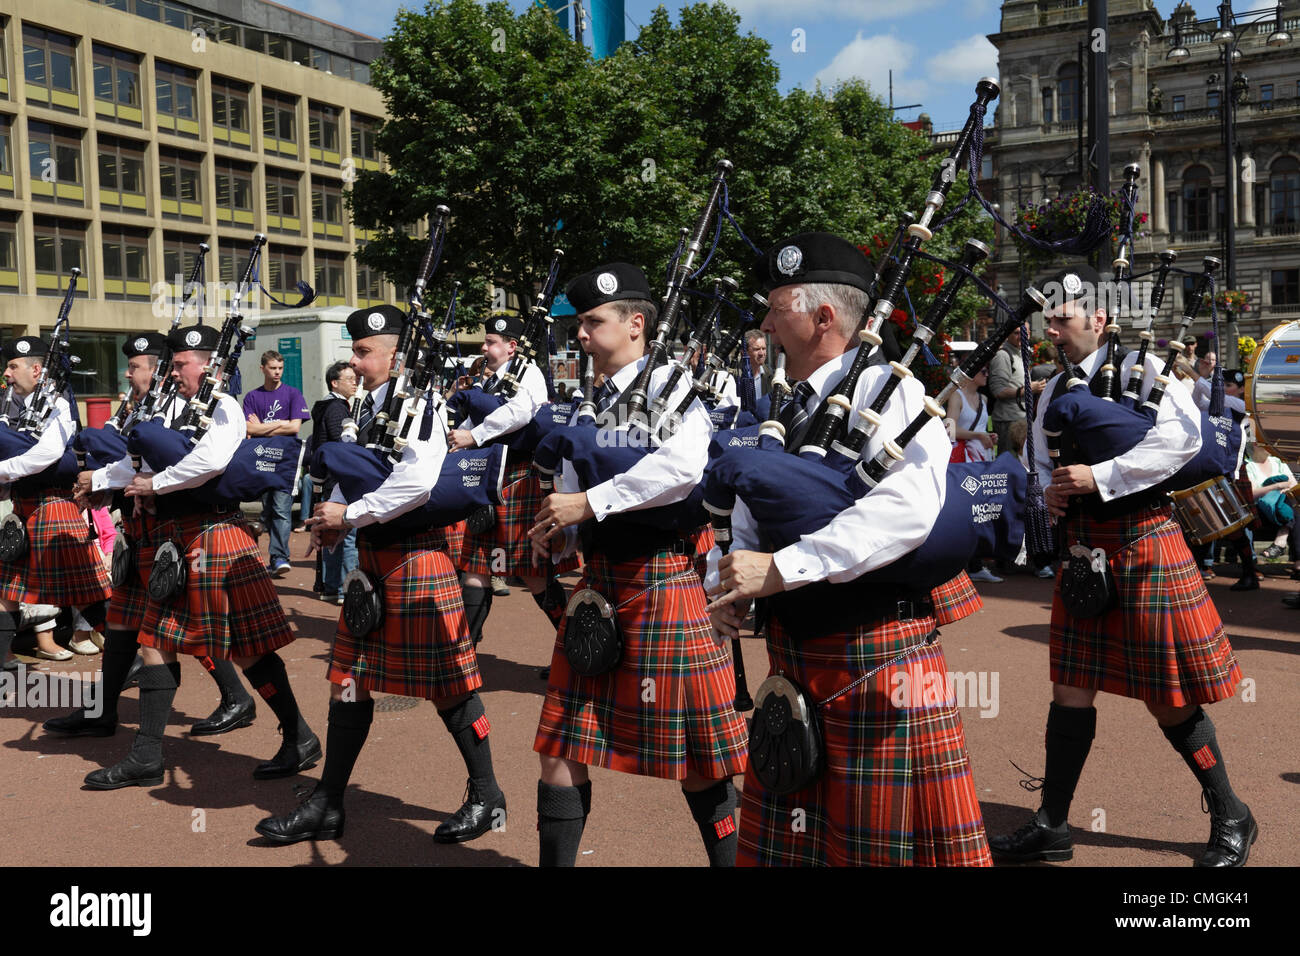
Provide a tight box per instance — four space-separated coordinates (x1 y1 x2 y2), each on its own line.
1240 150 1255 227
1151 155 1167 233
1030 73 1041 124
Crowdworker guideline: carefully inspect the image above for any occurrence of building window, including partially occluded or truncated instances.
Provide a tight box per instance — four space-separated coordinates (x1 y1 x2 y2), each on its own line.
356 252 384 305
92 44 142 125
32 217 86 295
1042 88 1054 123
211 77 251 149
214 159 255 226
1207 89 1221 110
155 61 199 138
351 114 382 171
308 102 341 165
1173 95 1185 113
265 246 303 300
1261 83 1274 106
0 214 18 292
97 135 147 212
1274 269 1300 307
314 251 346 305
1057 64 1080 123
101 226 151 301
262 91 298 157
1182 165 1212 235
0 116 12 197
162 233 203 290
312 179 344 238
22 25 78 112
1271 157 1300 233
0 21 8 101
28 121 84 206
265 169 301 234
158 148 203 221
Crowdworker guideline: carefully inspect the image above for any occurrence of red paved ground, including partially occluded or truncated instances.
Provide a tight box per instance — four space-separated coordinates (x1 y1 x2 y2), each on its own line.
1 533 1295 867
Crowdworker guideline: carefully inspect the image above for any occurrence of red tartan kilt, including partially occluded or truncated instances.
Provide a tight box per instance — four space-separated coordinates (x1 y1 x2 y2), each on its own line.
458 464 579 577
1050 505 1241 706
106 511 160 633
138 512 294 659
738 614 992 867
534 541 749 781
930 571 983 627
442 519 467 568
328 528 482 701
0 491 112 607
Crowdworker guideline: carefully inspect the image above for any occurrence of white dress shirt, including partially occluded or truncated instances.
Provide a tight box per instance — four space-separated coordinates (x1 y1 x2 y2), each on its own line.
704 350 950 592
328 380 447 529
469 361 548 447
1031 346 1202 501
152 394 246 494
91 394 185 492
0 395 77 484
550 355 713 561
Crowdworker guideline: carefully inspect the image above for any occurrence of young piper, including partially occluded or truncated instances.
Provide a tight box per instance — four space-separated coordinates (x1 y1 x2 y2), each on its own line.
255 305 506 846
529 263 749 867
706 233 991 867
0 336 113 670
448 313 574 643
46 331 257 738
84 324 318 789
991 264 1254 867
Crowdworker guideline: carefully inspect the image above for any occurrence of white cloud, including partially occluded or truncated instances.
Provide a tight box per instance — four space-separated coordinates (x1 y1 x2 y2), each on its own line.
812 31 927 105
729 0 944 21
925 34 998 85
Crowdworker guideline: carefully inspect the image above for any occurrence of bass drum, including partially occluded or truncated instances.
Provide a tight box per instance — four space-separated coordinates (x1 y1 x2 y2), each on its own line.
1247 320 1300 462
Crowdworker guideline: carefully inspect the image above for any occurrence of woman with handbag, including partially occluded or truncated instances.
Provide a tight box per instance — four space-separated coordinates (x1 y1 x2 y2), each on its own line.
946 367 1001 583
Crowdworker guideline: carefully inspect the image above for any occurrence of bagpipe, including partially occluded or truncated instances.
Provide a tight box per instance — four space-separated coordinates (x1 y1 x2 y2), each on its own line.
0 269 83 486
488 247 565 401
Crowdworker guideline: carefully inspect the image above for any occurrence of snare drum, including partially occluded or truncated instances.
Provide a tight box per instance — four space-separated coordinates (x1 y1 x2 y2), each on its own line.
1170 477 1256 545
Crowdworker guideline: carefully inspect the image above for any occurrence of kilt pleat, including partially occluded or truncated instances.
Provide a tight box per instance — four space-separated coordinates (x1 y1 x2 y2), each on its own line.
328 529 481 701
442 519 467 569
930 571 983 627
1050 505 1241 706
0 491 112 607
138 513 293 659
106 511 159 632
534 541 749 781
737 615 991 867
458 463 580 577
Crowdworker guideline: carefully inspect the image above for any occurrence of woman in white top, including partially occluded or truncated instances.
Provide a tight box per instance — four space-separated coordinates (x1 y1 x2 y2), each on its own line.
1245 442 1298 569
946 366 1000 582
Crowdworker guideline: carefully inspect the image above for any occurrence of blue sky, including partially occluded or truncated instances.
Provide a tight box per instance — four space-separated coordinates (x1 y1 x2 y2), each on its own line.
283 0 1007 130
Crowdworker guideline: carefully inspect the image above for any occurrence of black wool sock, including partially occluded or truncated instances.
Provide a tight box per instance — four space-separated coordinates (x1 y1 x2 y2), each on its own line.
242 653 311 743
201 655 253 705
319 698 374 809
684 780 739 867
96 629 141 722
461 585 493 646
129 663 180 766
1161 707 1248 818
1039 702 1096 828
438 692 500 797
537 780 591 867
532 578 567 631
0 610 18 666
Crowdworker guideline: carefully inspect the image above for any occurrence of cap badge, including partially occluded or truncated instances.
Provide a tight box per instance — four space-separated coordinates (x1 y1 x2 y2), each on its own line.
185 330 202 347
15 341 30 355
494 318 507 333
1063 273 1083 296
133 337 150 352
367 312 386 331
595 272 618 295
776 245 803 276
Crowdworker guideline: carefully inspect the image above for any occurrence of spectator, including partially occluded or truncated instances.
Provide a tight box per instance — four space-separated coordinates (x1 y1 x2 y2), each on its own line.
744 330 772 399
988 324 1045 456
946 366 1000 583
308 360 360 602
242 350 309 577
1245 441 1297 567
1030 340 1057 384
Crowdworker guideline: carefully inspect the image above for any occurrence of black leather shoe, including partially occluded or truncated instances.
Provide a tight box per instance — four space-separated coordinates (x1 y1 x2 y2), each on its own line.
1196 792 1258 867
84 754 164 790
989 811 1073 863
255 790 344 845
44 710 117 738
252 732 322 780
433 780 506 844
1282 593 1300 608
189 696 256 736
1230 575 1260 592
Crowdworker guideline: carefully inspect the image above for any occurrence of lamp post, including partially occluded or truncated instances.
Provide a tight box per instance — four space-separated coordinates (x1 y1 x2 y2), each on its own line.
1167 2 1291 358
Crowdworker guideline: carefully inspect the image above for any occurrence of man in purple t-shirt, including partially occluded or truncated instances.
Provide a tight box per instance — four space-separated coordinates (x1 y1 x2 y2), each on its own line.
243 350 310 576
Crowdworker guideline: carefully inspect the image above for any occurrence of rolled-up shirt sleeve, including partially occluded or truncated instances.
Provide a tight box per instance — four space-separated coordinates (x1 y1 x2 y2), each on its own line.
344 396 446 528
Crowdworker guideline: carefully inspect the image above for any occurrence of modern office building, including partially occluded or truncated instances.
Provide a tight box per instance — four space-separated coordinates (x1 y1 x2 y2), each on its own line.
0 0 398 399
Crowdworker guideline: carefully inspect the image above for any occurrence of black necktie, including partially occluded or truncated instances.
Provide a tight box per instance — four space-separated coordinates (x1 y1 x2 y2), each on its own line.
356 392 376 443
593 379 618 414
778 380 815 450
